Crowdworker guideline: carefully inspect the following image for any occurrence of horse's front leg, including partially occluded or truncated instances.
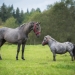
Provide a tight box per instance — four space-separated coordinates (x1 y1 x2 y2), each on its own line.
21 43 26 60
16 43 21 60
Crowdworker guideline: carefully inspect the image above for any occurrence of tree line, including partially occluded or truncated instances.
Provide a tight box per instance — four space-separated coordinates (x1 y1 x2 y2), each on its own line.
0 0 75 44
0 3 41 27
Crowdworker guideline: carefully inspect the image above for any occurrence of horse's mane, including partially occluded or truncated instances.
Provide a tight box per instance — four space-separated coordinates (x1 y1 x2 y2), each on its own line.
19 23 26 28
19 22 34 29
17 23 27 30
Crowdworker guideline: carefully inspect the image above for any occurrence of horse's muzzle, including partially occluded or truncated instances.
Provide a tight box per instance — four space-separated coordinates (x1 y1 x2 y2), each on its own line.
36 33 41 38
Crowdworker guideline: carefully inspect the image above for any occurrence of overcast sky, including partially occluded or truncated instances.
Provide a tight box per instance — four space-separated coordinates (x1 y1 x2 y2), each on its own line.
0 0 60 12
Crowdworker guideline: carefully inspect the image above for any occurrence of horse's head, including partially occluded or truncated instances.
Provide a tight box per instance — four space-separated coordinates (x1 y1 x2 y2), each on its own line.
32 22 41 37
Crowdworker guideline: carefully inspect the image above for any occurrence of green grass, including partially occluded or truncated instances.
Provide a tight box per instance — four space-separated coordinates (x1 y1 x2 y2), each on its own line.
0 44 75 75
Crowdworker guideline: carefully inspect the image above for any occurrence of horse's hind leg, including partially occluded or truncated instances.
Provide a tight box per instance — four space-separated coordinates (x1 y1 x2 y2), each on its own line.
74 56 75 60
0 39 6 60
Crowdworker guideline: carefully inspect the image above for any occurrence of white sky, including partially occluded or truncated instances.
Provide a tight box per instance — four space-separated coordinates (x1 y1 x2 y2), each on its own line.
0 0 60 12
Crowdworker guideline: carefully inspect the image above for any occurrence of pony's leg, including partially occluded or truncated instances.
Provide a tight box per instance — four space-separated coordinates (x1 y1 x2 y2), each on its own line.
0 54 2 60
16 43 21 60
53 53 56 61
69 51 73 61
21 43 25 60
0 48 2 60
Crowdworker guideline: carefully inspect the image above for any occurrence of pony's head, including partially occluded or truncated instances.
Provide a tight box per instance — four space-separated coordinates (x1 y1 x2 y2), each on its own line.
42 35 57 46
32 22 41 37
42 35 50 46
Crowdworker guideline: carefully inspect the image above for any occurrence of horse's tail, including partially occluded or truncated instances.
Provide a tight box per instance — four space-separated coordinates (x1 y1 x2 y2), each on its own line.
72 44 75 56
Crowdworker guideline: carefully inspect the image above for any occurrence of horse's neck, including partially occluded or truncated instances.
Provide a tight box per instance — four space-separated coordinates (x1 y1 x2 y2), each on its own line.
22 23 32 35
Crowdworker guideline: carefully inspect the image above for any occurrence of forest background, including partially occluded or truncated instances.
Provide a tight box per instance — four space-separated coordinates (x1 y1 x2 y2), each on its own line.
0 0 75 44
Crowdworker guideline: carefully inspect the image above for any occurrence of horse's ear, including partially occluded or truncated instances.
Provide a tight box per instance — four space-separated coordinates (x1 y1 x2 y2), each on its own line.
39 22 41 24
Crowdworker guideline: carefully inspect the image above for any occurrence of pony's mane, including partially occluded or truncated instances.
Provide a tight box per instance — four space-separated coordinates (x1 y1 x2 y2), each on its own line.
47 35 57 42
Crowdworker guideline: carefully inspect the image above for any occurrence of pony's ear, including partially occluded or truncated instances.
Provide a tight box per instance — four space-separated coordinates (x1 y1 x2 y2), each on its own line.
39 22 41 24
36 22 41 25
45 36 50 40
46 35 51 39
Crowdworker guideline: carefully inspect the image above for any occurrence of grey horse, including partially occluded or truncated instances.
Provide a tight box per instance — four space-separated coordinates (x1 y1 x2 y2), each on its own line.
42 35 75 61
0 21 41 60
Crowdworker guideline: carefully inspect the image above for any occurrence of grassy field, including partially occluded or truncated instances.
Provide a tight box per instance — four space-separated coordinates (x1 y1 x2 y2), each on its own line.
0 44 75 75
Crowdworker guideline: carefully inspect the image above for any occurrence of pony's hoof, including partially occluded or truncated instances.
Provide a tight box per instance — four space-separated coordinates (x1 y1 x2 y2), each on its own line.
53 59 56 61
16 57 18 60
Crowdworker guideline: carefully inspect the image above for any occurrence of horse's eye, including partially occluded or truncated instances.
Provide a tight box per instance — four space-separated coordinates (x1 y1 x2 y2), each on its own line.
37 28 38 29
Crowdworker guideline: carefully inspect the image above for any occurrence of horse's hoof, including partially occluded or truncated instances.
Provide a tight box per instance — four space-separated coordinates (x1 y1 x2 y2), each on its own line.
22 57 25 60
22 58 25 60
0 57 2 60
0 58 2 60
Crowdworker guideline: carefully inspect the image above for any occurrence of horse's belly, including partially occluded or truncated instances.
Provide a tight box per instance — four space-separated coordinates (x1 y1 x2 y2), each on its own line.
4 34 18 43
5 38 18 44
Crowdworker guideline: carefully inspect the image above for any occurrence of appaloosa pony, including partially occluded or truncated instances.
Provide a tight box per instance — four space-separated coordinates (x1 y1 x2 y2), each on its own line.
42 35 75 61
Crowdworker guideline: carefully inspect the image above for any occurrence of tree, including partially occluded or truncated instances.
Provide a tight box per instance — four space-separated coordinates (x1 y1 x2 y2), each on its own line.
30 8 35 13
36 8 41 12
0 3 7 22
27 8 29 14
47 4 53 10
20 10 24 24
4 17 18 28
15 7 20 24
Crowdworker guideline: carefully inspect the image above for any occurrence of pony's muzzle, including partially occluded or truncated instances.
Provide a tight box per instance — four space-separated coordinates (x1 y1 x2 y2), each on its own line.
42 42 45 46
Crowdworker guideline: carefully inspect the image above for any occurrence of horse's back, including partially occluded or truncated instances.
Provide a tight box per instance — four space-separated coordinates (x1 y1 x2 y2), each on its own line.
4 28 19 43
0 27 19 43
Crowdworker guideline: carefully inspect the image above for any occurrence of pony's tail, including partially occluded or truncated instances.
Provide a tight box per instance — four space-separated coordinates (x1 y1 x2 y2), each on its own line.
72 44 75 56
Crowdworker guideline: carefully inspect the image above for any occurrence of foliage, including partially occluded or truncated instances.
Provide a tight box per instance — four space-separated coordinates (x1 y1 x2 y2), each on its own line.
0 45 75 75
4 17 18 28
27 2 75 44
0 3 24 24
